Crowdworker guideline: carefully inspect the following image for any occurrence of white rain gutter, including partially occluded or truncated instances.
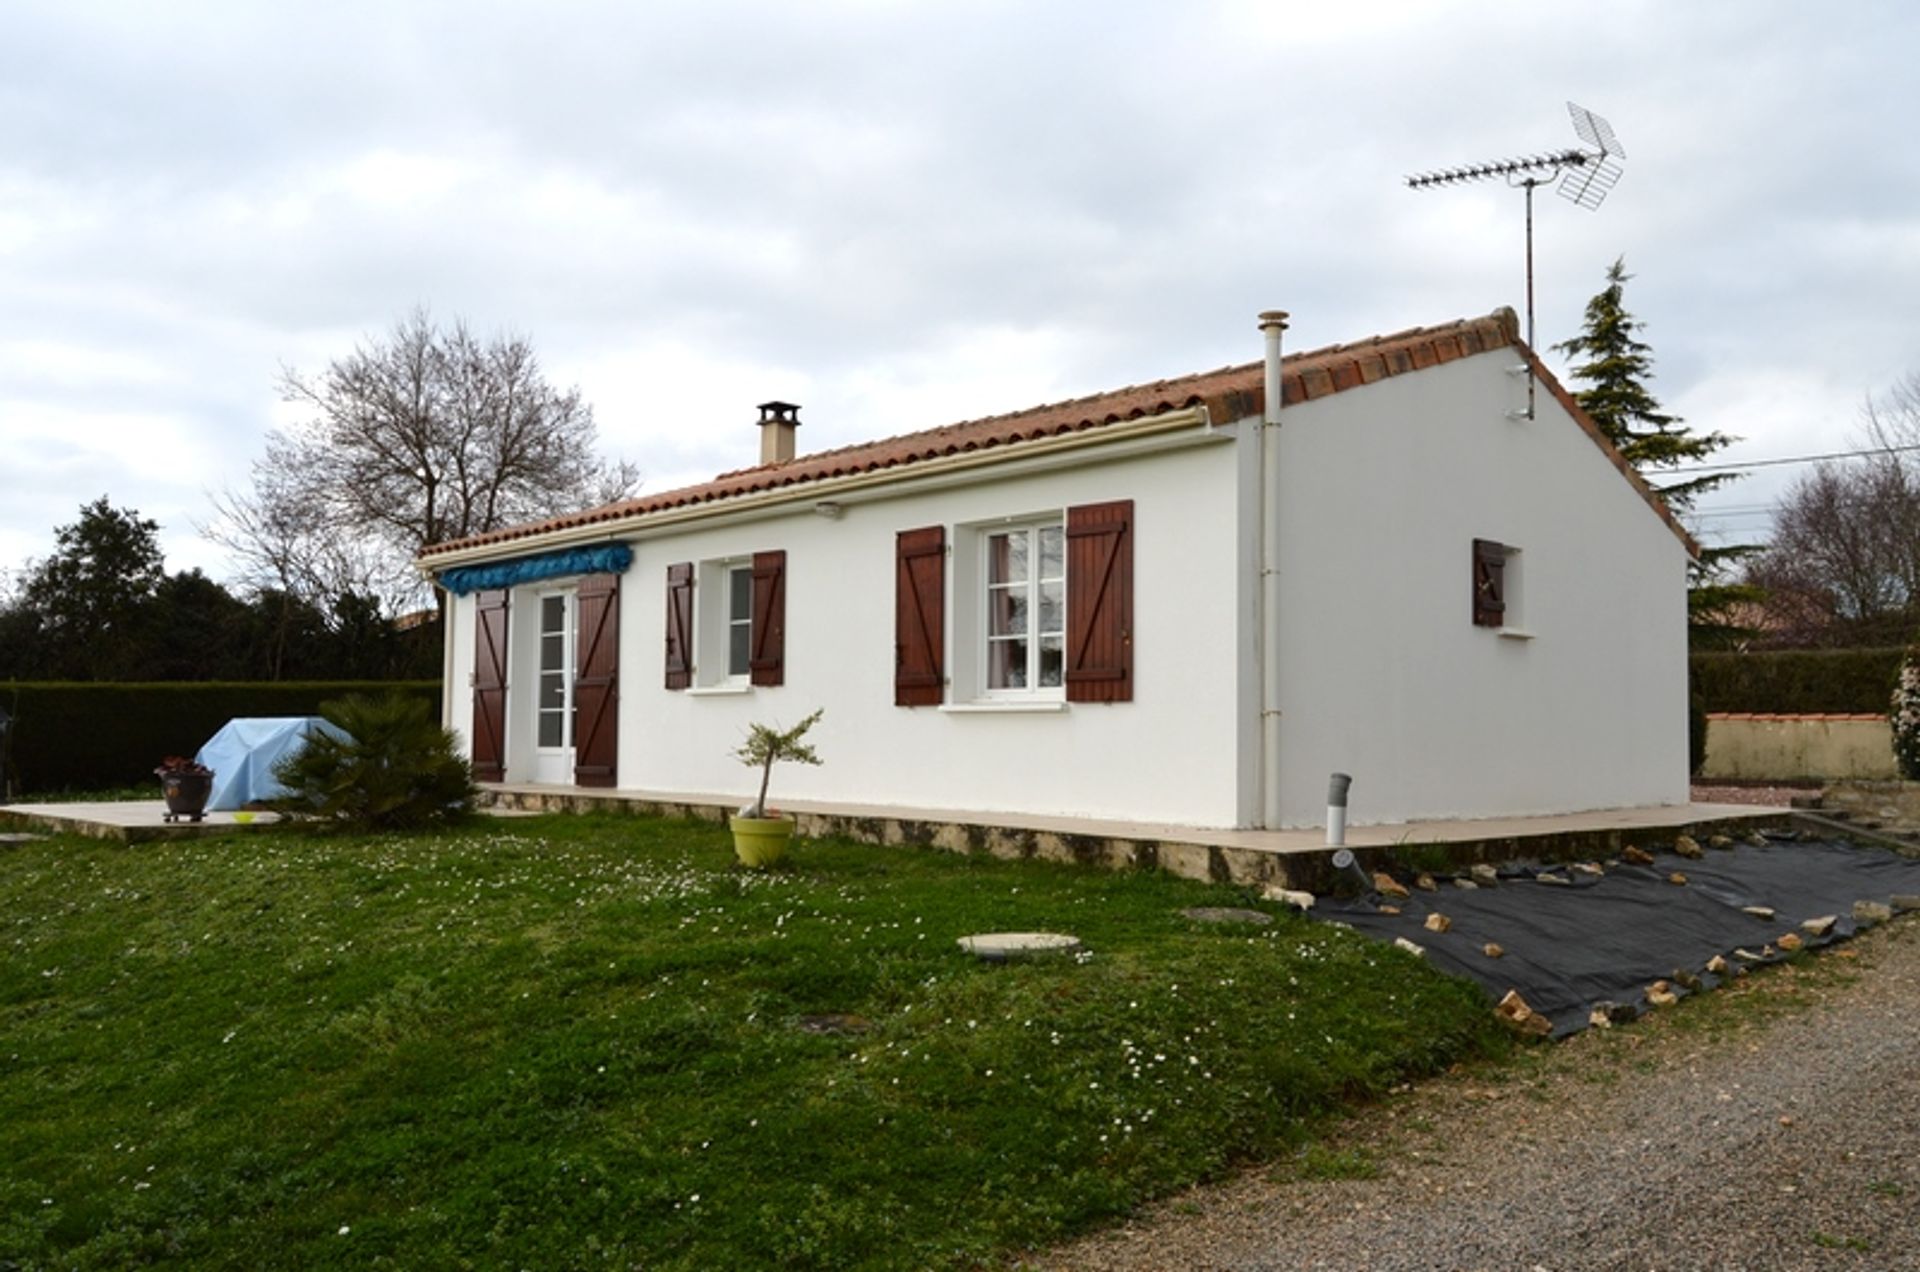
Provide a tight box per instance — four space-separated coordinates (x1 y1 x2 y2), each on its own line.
1258 311 1288 829
416 404 1217 573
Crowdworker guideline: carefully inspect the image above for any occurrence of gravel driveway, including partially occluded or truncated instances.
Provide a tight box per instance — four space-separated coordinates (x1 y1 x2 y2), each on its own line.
1044 920 1920 1271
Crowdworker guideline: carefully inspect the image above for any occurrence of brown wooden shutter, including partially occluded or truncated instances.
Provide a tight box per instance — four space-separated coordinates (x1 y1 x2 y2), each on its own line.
573 573 620 788
1472 539 1506 627
1065 500 1133 703
895 526 945 706
749 550 786 687
664 562 694 689
470 589 510 782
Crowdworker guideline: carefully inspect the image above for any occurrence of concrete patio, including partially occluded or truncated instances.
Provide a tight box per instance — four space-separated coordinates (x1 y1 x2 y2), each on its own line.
0 801 286 843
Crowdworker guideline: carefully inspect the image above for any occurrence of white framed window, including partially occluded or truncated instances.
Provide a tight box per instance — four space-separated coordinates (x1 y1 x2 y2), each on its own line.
667 551 786 693
909 501 1131 711
726 563 753 677
694 558 755 687
982 520 1066 697
536 591 575 749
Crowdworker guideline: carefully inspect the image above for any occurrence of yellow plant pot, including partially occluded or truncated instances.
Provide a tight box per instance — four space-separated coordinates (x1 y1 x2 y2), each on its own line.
729 815 796 868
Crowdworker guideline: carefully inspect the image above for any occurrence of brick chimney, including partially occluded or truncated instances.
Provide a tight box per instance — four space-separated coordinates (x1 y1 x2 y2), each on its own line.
757 400 800 465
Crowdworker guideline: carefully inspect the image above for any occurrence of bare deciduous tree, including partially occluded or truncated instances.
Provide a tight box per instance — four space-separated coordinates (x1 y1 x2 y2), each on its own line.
1747 371 1920 646
208 308 640 612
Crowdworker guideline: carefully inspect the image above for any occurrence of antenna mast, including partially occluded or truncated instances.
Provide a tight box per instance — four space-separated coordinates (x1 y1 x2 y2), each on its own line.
1405 102 1626 419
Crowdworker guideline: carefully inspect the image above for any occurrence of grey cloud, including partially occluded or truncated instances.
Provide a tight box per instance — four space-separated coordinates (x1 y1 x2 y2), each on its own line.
1 0 1916 577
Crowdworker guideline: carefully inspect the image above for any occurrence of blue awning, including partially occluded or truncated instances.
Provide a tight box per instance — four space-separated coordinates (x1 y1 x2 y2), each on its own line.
436 543 633 596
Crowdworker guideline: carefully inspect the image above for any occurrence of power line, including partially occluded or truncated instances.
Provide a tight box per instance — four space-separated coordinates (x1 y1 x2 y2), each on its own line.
1689 503 1776 518
1690 496 1898 520
1666 442 1920 476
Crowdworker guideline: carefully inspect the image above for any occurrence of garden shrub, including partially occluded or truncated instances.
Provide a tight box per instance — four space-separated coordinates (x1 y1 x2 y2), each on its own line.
273 691 475 830
1891 648 1920 780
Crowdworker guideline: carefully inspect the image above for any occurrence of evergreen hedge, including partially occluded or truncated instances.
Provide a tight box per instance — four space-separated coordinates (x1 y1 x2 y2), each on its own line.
1689 648 1905 716
0 681 440 795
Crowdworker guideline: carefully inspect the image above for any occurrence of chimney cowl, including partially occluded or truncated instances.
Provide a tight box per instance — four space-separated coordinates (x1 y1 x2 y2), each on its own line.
757 400 801 465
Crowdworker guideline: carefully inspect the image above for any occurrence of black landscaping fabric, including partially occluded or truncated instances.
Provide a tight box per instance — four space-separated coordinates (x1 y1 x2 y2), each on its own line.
1314 835 1920 1037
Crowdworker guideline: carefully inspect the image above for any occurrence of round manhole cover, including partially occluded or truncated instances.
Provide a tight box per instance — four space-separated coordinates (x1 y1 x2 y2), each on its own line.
957 932 1082 961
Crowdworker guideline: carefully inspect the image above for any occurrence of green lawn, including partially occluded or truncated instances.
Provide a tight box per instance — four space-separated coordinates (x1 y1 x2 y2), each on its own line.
2 813 1498 1269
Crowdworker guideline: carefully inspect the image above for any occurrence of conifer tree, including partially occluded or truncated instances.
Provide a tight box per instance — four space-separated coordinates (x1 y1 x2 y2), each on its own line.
1553 257 1757 641
1553 257 1733 508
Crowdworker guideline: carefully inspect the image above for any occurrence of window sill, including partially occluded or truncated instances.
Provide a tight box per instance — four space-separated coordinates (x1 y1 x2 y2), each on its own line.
939 700 1068 714
687 683 754 697
1497 627 1536 641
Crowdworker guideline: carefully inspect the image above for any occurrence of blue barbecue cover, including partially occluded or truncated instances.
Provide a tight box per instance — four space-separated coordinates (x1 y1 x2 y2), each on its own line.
194 717 350 811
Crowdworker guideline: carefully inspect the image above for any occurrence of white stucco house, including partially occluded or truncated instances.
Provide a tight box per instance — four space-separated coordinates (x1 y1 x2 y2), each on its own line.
417 307 1695 831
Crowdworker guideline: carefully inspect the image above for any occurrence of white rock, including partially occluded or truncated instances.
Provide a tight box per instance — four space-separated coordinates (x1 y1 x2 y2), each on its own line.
1854 900 1894 926
1262 886 1317 911
957 932 1082 961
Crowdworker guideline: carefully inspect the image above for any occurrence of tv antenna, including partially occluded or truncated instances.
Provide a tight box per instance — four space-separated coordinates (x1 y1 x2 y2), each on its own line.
1406 102 1625 418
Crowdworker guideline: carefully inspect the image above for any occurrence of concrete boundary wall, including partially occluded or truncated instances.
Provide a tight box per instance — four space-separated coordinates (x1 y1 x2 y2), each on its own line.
1703 713 1896 782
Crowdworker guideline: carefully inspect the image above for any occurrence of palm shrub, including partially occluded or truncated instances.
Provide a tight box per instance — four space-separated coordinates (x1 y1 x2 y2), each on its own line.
1893 645 1920 780
274 692 476 829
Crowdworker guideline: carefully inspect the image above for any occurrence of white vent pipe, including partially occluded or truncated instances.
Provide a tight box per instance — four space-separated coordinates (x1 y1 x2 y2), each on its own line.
1258 311 1288 829
1326 771 1352 847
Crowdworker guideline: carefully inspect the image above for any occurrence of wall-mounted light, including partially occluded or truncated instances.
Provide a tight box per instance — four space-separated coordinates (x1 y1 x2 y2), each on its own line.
813 501 844 519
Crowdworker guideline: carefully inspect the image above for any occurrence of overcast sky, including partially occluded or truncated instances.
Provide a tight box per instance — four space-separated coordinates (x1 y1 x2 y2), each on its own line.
3 1 1915 589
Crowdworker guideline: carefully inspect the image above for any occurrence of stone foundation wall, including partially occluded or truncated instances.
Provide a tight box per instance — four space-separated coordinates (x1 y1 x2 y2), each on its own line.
477 787 1785 893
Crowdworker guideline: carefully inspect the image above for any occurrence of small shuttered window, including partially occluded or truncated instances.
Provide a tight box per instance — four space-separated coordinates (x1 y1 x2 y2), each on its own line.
1472 539 1507 628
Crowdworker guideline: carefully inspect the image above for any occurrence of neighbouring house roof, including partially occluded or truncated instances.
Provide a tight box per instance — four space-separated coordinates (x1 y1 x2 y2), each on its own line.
418 307 1696 562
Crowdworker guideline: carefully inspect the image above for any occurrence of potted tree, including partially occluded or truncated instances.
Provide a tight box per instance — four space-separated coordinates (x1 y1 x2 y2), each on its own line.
155 755 215 823
729 709 823 868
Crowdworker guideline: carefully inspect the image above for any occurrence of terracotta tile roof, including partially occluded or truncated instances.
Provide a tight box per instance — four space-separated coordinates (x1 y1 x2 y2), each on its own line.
420 307 1693 560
